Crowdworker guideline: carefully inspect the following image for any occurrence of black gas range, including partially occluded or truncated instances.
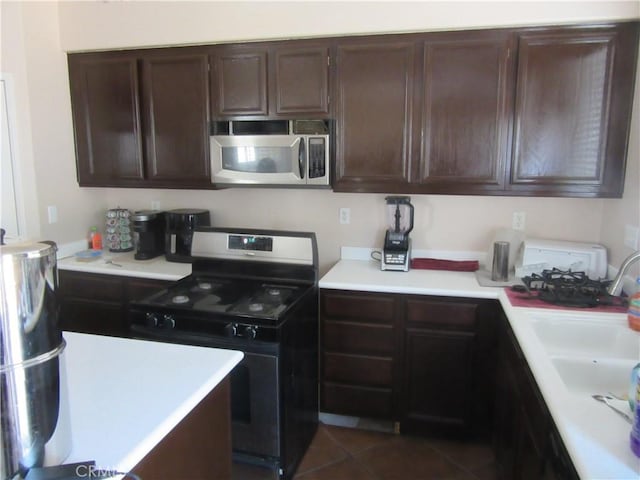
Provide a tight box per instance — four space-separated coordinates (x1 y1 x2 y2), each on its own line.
133 276 307 341
129 228 319 479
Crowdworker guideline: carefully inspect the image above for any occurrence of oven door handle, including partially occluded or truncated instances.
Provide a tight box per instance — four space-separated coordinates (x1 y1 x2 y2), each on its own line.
129 324 279 355
298 137 306 180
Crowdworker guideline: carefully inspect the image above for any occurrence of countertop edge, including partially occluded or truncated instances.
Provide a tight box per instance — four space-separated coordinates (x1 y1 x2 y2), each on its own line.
57 251 191 281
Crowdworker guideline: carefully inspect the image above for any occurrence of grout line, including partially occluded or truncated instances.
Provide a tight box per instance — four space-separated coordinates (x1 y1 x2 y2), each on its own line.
294 426 353 478
296 424 496 480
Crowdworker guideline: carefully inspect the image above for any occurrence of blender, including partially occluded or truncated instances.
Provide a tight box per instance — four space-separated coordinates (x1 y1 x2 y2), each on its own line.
381 196 414 272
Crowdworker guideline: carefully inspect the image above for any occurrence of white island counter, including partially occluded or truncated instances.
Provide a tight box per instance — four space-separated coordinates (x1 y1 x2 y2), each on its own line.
58 332 242 476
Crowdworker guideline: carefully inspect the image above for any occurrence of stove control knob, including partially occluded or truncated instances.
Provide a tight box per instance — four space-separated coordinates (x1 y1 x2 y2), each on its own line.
162 314 176 329
244 326 257 339
145 313 159 328
225 323 238 337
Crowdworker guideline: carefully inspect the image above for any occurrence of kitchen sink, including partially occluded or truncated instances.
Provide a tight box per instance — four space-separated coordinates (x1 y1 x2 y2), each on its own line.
529 312 640 360
550 356 637 397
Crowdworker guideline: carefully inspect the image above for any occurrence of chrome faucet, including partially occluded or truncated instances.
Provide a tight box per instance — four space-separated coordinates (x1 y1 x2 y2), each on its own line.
607 250 640 296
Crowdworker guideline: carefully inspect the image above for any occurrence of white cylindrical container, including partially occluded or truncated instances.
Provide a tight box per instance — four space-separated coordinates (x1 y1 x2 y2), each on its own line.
491 241 510 282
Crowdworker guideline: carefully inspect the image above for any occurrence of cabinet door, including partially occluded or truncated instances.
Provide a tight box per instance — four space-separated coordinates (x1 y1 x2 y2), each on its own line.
141 49 211 187
510 23 639 197
417 31 514 193
68 53 144 186
211 47 268 117
402 328 475 433
334 39 417 192
58 270 127 336
400 296 494 436
273 46 330 115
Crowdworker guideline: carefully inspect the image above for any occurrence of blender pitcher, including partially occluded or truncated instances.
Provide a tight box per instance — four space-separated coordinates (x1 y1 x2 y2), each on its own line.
381 196 414 272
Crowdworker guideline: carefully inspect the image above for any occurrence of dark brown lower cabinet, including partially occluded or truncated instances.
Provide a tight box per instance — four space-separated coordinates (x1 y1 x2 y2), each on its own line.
132 376 232 480
400 296 496 436
493 311 578 480
321 288 579 476
319 289 497 436
320 290 399 419
58 270 171 337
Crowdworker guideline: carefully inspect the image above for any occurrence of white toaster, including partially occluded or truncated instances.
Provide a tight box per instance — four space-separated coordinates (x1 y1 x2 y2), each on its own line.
515 238 608 279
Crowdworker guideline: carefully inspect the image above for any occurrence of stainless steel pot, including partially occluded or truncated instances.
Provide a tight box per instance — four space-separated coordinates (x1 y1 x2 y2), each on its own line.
0 241 72 480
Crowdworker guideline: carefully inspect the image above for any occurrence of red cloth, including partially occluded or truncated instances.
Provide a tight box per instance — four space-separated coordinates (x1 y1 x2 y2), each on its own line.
410 258 479 272
503 287 628 313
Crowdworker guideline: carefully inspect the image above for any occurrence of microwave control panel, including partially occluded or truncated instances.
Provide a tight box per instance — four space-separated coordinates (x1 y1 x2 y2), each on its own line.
308 137 326 179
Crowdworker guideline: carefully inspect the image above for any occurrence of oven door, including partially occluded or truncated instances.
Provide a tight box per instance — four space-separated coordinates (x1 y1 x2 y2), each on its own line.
210 135 306 186
130 326 281 459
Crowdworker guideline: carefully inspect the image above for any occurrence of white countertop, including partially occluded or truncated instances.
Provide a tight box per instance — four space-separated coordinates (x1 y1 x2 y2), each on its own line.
58 251 191 281
60 332 242 474
320 257 640 480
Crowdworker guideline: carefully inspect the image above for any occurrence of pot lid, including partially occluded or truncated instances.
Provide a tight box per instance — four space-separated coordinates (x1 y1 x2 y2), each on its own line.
0 241 57 259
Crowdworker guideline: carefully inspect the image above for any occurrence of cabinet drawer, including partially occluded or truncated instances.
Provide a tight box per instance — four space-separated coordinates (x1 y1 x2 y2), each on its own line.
323 321 394 356
406 297 477 330
59 271 124 302
321 290 395 324
323 352 392 387
321 382 393 418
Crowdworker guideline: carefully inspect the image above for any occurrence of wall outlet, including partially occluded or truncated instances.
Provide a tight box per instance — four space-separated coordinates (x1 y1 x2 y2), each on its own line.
339 208 351 225
151 200 161 210
512 211 526 231
47 205 58 224
624 224 640 250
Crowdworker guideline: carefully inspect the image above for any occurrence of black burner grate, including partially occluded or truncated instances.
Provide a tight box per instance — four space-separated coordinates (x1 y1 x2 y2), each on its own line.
521 269 622 308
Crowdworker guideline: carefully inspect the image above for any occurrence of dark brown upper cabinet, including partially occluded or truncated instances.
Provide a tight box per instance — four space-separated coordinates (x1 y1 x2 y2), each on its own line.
68 21 638 195
333 21 638 197
273 46 330 115
141 50 211 187
509 23 639 197
210 42 330 119
68 47 211 188
417 30 515 193
69 53 144 185
333 31 515 194
211 47 268 116
333 37 417 192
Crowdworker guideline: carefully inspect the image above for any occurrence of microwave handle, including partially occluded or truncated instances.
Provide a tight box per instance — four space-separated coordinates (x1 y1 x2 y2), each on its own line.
298 137 306 180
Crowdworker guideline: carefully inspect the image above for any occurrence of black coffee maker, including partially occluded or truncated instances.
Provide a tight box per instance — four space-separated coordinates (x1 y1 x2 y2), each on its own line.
132 210 166 260
165 209 211 262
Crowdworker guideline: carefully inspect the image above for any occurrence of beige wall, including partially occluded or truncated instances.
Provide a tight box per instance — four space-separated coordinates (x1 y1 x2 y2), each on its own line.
58 1 640 51
3 1 639 276
600 59 640 278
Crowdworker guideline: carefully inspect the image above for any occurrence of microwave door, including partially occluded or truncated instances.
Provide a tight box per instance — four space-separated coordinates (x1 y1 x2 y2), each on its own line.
210 135 304 185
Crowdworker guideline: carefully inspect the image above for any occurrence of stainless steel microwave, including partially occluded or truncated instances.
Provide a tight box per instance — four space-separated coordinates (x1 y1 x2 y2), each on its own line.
210 120 330 187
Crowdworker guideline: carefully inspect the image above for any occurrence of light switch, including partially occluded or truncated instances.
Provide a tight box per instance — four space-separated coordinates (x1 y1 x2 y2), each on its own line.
339 208 351 225
47 205 57 224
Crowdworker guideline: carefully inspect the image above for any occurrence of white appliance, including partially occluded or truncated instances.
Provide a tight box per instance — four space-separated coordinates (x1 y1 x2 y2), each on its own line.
515 238 608 279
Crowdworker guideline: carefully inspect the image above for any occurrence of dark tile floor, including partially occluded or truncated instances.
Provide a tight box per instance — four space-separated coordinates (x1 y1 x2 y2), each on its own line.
232 423 497 480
